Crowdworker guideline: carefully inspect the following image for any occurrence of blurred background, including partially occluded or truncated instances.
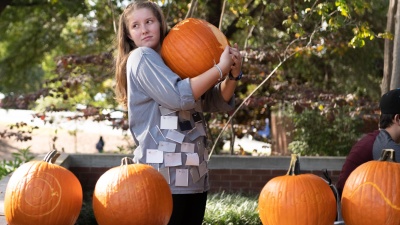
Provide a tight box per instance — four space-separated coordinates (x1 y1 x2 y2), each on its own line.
0 0 394 159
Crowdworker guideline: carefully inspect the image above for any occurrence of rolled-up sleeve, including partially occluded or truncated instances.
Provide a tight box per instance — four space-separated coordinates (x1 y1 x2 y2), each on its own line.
201 82 235 112
130 47 196 111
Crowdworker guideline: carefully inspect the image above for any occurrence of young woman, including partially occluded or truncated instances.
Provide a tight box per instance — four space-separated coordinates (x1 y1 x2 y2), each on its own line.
114 1 243 224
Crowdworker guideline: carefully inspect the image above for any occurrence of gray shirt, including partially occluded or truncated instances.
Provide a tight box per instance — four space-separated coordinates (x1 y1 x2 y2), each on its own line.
126 47 235 194
372 129 400 161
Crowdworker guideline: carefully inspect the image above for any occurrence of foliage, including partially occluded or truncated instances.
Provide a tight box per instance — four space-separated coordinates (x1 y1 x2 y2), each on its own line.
0 0 388 100
0 147 34 179
287 104 364 156
203 191 261 225
0 122 39 142
0 0 89 93
0 0 390 156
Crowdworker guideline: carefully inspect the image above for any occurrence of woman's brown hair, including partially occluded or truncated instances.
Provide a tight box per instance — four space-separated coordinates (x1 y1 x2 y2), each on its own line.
114 1 167 107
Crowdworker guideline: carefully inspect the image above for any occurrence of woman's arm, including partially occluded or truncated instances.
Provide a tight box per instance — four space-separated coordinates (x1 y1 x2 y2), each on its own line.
220 43 242 102
189 46 233 100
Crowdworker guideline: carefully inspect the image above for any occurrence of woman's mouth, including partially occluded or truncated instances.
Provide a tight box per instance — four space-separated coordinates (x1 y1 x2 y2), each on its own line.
142 36 152 41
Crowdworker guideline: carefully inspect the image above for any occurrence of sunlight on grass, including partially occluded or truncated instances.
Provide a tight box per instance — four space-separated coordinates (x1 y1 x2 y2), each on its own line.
203 191 262 225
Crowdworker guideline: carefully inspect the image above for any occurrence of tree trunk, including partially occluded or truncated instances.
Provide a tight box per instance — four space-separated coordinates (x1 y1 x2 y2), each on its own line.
390 0 400 90
382 0 397 94
205 0 222 27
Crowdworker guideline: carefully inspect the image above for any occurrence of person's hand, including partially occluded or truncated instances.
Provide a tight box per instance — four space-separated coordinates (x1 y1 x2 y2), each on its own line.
229 43 242 78
218 45 234 75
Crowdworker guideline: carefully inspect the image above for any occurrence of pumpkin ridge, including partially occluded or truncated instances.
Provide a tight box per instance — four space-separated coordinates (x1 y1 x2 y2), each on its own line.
297 176 310 224
295 175 313 224
347 181 400 210
304 175 331 224
341 149 400 225
170 36 200 77
258 154 336 225
5 151 82 225
179 22 216 76
93 162 172 225
190 21 219 47
162 36 187 75
160 18 229 79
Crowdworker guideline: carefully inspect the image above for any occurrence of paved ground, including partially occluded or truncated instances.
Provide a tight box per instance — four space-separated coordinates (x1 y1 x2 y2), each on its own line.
0 109 134 160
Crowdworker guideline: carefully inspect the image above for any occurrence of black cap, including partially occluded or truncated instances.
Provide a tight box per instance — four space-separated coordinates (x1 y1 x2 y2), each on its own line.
380 88 400 114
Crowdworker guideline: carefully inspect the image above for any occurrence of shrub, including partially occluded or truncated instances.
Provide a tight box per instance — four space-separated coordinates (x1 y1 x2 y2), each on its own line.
287 105 363 156
0 147 34 179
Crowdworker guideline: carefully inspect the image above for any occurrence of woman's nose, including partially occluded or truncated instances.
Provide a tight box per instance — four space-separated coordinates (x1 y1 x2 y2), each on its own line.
141 25 148 34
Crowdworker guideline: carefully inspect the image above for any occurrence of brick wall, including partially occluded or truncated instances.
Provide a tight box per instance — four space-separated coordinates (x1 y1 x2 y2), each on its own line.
0 154 345 225
69 167 109 192
70 166 341 194
209 169 340 193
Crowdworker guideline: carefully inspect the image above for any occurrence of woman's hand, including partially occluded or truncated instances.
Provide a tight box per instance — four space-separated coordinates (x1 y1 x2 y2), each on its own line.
219 43 242 102
218 45 234 76
229 43 242 78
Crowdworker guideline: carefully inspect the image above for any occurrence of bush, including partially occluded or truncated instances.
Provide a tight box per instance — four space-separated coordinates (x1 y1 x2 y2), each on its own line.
0 147 34 179
287 105 363 156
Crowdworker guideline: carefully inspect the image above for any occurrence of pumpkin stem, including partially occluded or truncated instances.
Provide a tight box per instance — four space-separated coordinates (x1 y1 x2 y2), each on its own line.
43 150 61 164
121 157 134 165
286 154 301 176
379 149 396 162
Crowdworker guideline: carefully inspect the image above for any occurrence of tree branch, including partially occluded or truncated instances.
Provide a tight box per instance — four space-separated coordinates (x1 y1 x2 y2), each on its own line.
185 0 198 19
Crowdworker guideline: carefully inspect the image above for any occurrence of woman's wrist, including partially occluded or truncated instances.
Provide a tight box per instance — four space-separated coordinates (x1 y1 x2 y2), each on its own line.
215 62 231 81
214 64 223 81
228 71 243 81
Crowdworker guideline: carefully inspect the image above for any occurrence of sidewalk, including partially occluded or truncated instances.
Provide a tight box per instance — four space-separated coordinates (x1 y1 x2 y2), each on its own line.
0 109 134 159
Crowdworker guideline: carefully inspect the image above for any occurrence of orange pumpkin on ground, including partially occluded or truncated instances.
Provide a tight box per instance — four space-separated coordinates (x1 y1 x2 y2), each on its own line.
92 157 173 225
4 150 83 225
341 149 400 225
258 154 337 225
160 18 230 79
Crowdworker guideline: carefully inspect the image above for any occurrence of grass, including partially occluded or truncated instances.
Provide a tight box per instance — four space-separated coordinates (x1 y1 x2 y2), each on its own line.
75 190 96 225
203 191 262 225
75 191 262 225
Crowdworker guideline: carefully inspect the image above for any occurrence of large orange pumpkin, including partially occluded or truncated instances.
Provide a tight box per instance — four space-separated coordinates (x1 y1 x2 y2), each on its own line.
92 157 173 225
341 149 400 225
4 150 83 225
160 18 230 79
258 154 337 225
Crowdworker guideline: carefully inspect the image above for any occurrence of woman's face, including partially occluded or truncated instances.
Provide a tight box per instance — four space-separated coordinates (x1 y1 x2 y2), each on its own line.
126 8 161 51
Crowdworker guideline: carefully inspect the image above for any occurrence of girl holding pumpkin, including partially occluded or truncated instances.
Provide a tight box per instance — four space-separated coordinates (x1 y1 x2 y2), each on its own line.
114 1 242 225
